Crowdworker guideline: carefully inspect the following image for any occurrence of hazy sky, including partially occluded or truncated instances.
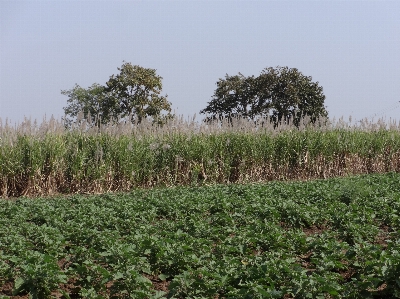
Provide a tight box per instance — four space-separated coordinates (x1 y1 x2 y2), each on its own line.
1 0 400 126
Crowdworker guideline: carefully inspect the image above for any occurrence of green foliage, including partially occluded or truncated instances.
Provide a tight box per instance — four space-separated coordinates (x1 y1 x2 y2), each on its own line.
200 66 328 127
1 173 400 297
105 62 173 125
2 124 400 197
61 62 173 129
61 83 113 129
12 253 67 299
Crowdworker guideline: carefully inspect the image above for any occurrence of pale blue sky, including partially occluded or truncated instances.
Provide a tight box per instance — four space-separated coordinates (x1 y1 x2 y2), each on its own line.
1 0 399 126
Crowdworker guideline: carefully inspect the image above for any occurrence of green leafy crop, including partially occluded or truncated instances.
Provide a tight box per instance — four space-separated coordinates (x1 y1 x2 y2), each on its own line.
1 173 400 298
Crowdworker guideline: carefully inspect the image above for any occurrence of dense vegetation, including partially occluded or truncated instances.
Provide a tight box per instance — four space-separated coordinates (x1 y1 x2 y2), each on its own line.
1 116 400 198
61 63 328 129
1 173 400 298
200 66 328 127
62 62 173 128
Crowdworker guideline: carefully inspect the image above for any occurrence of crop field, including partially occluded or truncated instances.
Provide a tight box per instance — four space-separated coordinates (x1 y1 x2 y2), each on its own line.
1 172 400 298
1 115 400 198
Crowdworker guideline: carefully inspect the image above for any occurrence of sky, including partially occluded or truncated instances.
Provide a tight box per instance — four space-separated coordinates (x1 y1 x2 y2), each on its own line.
1 0 400 126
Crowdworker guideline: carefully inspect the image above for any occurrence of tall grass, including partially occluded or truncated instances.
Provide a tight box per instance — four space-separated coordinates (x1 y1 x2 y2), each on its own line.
1 114 400 198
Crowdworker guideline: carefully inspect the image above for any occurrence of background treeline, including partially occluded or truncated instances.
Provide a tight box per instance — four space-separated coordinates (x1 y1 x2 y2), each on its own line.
1 115 400 198
61 62 328 129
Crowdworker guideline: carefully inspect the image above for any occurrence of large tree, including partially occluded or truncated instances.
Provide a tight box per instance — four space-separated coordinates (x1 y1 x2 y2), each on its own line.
200 66 328 127
62 62 173 128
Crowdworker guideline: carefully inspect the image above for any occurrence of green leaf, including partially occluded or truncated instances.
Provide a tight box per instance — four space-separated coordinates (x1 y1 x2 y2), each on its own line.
153 290 167 298
113 272 124 280
158 273 169 281
12 277 25 295
59 289 71 299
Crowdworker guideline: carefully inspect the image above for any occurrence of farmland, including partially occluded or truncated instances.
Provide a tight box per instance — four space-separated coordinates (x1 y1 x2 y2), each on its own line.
1 116 400 198
1 172 400 298
1 116 400 298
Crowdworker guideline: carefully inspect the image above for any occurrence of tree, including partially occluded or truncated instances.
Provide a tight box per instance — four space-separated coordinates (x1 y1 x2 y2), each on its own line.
104 62 173 125
200 66 328 127
62 62 173 128
61 83 115 129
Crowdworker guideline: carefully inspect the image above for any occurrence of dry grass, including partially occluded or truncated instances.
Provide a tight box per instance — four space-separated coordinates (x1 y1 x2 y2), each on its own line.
1 114 400 198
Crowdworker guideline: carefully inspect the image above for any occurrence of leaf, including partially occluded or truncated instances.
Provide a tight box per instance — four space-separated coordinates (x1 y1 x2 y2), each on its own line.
153 290 167 298
59 289 71 299
12 277 25 295
158 273 169 281
9 257 20 263
382 265 388 276
113 272 124 280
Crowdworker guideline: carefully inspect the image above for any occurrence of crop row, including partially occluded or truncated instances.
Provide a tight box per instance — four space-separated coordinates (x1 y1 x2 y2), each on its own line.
1 172 400 298
1 116 400 197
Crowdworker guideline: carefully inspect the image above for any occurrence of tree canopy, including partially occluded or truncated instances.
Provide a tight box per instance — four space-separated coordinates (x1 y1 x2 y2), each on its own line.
200 66 328 127
62 62 173 128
